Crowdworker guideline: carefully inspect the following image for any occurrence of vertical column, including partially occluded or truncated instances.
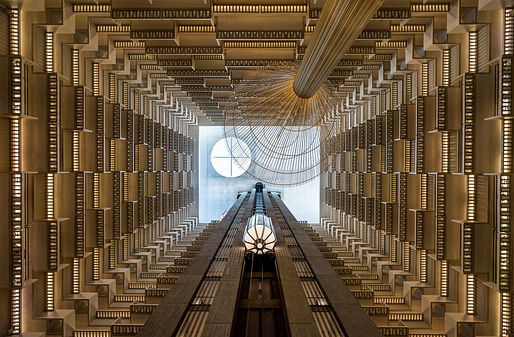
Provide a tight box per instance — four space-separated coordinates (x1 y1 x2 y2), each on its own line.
8 8 22 334
501 9 514 336
93 62 100 97
442 49 451 86
43 26 60 316
110 76 122 269
469 31 478 73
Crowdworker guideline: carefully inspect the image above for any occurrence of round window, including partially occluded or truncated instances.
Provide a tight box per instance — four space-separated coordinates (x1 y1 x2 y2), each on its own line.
210 137 251 178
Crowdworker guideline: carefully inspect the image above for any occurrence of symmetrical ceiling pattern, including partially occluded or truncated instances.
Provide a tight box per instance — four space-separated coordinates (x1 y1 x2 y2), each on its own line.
20 0 464 124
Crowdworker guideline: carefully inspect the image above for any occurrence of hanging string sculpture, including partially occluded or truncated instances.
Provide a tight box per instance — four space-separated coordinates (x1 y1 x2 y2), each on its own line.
224 70 339 186
223 0 383 186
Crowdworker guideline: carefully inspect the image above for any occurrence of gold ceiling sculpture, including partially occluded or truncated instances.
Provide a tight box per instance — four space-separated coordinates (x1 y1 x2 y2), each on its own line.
224 0 383 185
224 70 338 186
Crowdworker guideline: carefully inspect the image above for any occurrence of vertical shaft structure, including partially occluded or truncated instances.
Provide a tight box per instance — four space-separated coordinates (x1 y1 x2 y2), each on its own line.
293 0 383 98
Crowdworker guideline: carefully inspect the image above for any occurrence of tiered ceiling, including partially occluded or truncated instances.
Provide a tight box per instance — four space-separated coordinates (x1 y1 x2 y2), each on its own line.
39 0 453 124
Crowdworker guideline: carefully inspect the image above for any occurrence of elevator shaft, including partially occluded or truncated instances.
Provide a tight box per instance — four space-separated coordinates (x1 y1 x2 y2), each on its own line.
233 183 288 337
141 183 379 337
232 254 289 337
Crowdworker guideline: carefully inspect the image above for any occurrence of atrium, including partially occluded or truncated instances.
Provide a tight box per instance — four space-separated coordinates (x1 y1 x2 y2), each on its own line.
0 0 513 336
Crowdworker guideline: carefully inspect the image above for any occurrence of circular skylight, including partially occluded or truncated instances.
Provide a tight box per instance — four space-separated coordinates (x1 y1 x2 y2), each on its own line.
210 137 252 178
